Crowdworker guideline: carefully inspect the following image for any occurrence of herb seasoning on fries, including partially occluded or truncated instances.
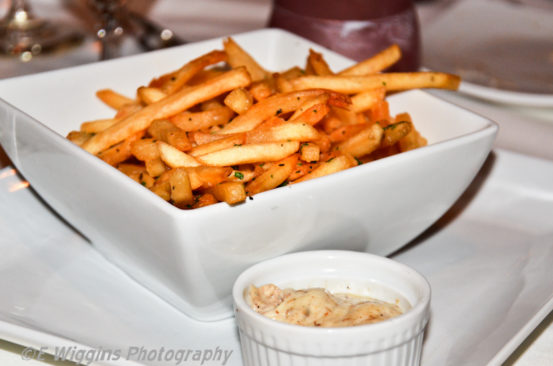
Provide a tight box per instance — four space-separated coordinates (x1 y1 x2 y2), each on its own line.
67 38 460 209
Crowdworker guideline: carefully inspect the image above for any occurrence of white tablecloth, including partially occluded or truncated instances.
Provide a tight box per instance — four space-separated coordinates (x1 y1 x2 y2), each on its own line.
0 0 552 365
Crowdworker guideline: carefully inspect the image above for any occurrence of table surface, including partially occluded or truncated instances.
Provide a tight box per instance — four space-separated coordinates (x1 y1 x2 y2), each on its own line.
0 0 552 365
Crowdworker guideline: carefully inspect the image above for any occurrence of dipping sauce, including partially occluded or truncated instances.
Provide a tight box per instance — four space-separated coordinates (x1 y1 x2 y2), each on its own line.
247 284 402 327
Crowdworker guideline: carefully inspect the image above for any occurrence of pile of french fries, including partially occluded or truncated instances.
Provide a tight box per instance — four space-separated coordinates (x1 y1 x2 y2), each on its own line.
67 38 460 209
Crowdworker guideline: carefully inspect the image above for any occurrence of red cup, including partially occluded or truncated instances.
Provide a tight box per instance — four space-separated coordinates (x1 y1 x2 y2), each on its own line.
268 0 420 71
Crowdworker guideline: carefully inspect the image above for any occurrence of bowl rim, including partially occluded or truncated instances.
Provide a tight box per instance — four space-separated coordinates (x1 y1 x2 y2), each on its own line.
232 250 431 336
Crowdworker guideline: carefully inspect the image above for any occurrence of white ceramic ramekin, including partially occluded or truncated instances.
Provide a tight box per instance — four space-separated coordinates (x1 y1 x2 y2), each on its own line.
233 250 431 366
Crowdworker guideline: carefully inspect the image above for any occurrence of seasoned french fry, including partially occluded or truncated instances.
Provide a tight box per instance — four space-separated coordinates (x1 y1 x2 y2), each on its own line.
145 157 166 177
197 141 300 166
131 138 159 161
80 119 117 134
189 134 246 157
137 86 167 105
290 72 461 94
118 164 156 188
350 87 386 113
245 122 320 144
209 181 246 204
339 44 402 76
293 155 354 183
151 50 228 94
97 131 144 166
169 168 194 207
299 142 320 162
218 89 326 134
246 154 297 195
67 130 92 146
227 168 256 183
224 37 268 82
249 80 274 101
157 141 201 168
170 106 235 131
192 193 218 208
148 120 192 151
186 166 232 189
288 94 329 120
224 88 253 114
96 89 135 110
381 120 413 148
307 49 334 76
328 123 369 143
82 67 251 155
337 123 384 157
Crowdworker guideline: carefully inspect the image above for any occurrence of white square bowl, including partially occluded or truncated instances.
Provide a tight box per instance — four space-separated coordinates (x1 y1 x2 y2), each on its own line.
0 29 497 321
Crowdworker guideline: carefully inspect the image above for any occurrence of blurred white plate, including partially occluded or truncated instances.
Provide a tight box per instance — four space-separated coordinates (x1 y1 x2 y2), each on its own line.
0 148 553 366
422 0 553 107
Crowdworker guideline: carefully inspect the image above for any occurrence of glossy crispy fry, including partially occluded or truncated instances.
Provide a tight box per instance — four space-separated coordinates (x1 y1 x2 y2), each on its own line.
145 157 167 177
97 131 145 166
224 87 253 114
169 168 194 207
170 106 235 131
299 142 320 162
189 134 246 157
307 49 334 76
226 168 256 183
118 164 156 188
137 86 167 105
246 154 297 195
130 138 159 161
249 80 274 101
293 155 354 183
289 94 329 120
245 122 320 144
80 118 117 134
209 181 246 204
186 166 232 189
339 44 401 76
151 50 228 94
337 123 384 157
290 72 461 94
328 123 369 143
82 67 251 155
350 87 386 113
148 120 192 151
67 131 92 146
218 89 326 134
157 141 201 168
381 120 413 148
224 37 268 82
96 89 134 110
197 141 300 166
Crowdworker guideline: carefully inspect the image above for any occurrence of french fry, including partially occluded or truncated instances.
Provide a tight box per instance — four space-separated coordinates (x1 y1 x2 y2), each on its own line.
67 130 92 146
148 119 192 151
145 157 166 177
249 80 274 101
299 142 320 162
227 168 256 183
328 123 369 143
293 155 354 183
96 89 135 110
97 131 144 166
186 166 232 189
350 87 386 113
337 123 384 157
80 119 117 134
224 37 268 82
82 67 251 155
189 134 246 157
137 86 167 105
218 89 326 134
246 154 297 195
245 122 320 144
157 141 201 168
209 181 246 204
280 66 305 80
381 120 413 148
290 72 461 94
307 49 334 76
192 193 218 208
170 106 235 131
224 88 253 114
197 141 300 166
118 164 156 188
288 93 329 120
169 168 194 207
130 138 159 161
151 50 228 94
339 44 402 76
